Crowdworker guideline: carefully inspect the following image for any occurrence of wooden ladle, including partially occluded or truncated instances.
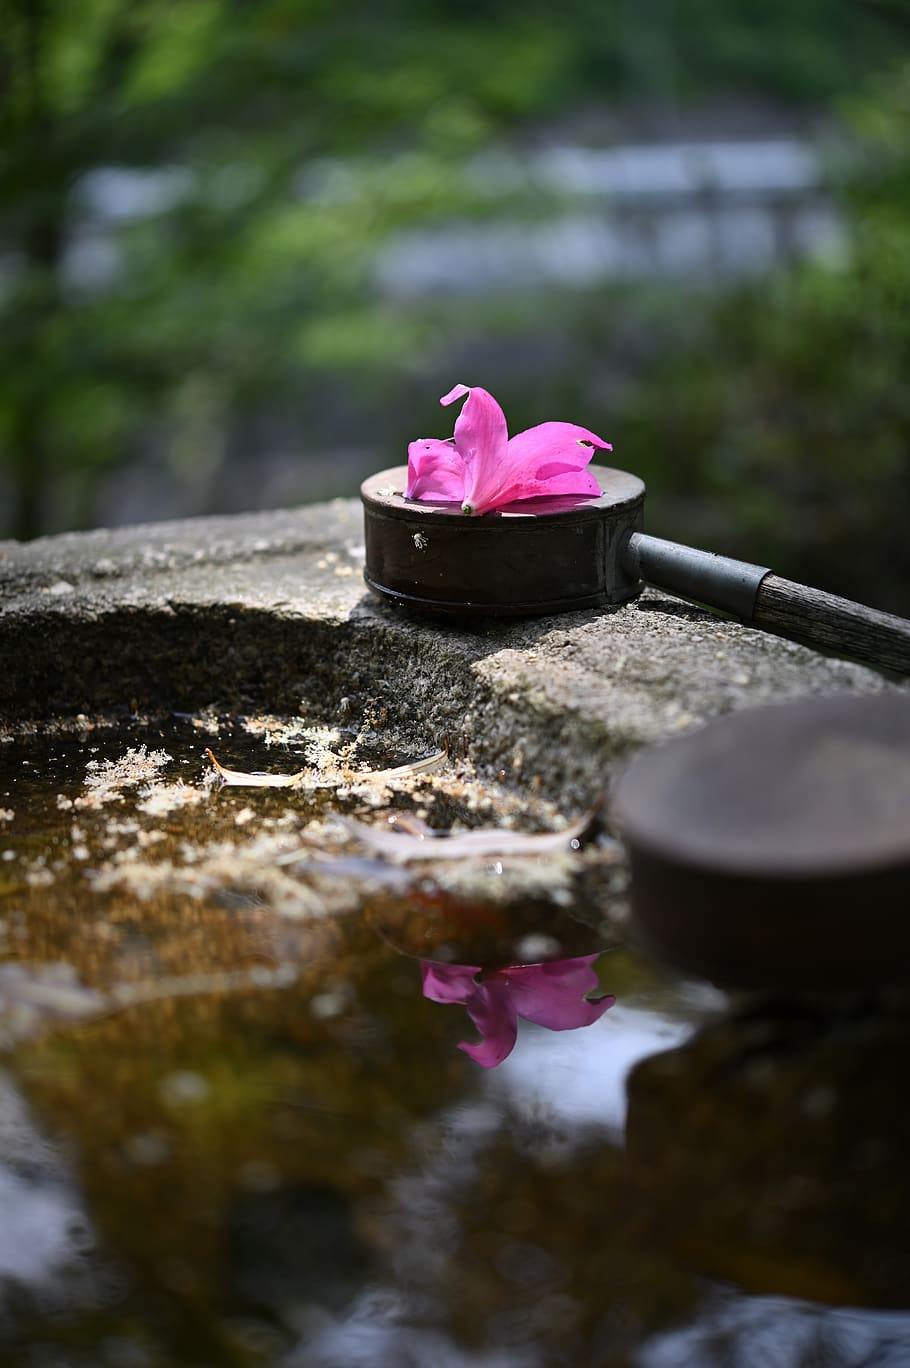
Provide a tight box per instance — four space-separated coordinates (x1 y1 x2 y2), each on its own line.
361 464 910 675
610 692 910 988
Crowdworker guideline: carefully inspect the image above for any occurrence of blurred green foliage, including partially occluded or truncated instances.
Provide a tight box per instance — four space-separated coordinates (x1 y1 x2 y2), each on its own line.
1 0 546 536
1 0 909 618
553 59 910 612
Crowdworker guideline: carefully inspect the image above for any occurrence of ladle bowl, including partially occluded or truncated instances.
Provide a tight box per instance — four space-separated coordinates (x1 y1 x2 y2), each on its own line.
361 464 910 675
361 464 646 617
610 692 910 989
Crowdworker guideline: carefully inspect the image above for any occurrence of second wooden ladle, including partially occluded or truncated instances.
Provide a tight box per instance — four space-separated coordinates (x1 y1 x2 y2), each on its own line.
361 464 910 676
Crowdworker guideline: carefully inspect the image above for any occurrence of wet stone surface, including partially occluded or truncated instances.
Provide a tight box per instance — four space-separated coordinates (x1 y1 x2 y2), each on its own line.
1 503 909 1366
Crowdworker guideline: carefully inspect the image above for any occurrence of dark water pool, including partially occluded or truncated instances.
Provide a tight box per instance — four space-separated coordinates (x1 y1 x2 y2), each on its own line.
0 719 909 1367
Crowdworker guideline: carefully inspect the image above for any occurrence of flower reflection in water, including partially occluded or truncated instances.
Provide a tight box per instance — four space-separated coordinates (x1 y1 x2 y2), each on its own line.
420 954 614 1068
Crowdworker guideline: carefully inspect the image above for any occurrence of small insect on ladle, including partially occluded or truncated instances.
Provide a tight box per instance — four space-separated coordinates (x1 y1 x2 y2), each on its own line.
361 464 910 677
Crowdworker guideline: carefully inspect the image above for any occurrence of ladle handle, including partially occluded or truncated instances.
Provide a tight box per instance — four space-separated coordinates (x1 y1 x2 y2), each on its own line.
623 532 910 676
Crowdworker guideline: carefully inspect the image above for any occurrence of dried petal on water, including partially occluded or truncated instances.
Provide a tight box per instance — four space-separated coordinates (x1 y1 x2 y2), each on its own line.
205 749 307 787
342 804 614 863
352 751 447 782
205 748 446 790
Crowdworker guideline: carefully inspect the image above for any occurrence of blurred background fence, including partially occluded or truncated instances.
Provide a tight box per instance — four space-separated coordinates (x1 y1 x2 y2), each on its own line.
2 0 910 610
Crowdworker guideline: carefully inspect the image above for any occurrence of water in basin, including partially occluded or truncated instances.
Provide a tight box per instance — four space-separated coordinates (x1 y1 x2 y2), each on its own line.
0 716 908 1367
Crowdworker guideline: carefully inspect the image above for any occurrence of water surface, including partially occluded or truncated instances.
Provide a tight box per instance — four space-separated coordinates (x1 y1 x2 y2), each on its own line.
1 718 908 1367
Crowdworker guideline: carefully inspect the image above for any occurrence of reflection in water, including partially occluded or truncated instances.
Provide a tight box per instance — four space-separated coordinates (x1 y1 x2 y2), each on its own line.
640 1293 910 1368
626 996 910 1310
420 956 614 1067
3 723 910 1365
293 1292 910 1368
0 1071 109 1318
494 1004 692 1134
286 1290 530 1368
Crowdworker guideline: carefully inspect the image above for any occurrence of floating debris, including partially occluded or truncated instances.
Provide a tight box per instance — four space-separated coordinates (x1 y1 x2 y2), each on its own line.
340 805 616 864
205 747 446 789
0 959 305 1050
205 750 307 788
109 964 299 1009
78 746 173 808
0 963 107 1047
135 783 206 816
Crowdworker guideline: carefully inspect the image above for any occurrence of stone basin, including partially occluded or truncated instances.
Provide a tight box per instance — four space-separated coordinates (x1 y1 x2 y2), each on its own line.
1 501 908 1367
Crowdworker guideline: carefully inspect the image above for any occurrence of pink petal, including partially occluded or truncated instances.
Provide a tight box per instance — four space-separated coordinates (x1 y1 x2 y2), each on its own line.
420 962 519 1067
507 421 612 472
498 955 615 1031
405 438 465 502
444 386 509 515
465 417 611 516
440 383 471 407
502 467 603 503
421 961 481 1004
458 979 519 1068
406 387 611 515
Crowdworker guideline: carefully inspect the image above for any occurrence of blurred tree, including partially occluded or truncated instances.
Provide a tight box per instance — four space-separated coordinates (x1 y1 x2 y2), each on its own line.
0 0 905 539
0 0 570 537
419 41 910 611
601 58 910 612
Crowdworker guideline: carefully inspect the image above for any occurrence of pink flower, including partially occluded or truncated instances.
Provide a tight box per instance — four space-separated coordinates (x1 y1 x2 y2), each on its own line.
406 383 612 516
420 954 615 1068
